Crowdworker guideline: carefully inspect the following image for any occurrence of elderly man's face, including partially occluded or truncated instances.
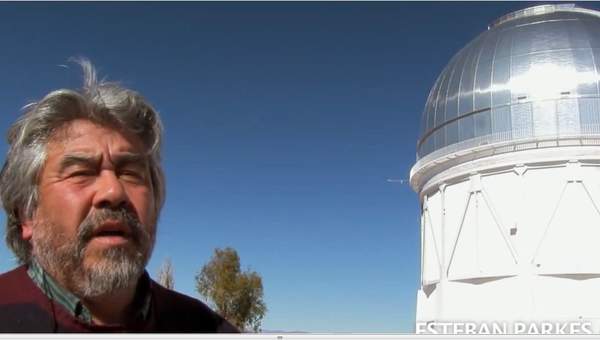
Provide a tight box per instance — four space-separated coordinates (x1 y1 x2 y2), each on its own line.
22 119 157 297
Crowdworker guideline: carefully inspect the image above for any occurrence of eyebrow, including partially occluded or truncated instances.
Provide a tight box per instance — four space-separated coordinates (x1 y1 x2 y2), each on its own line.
112 153 148 169
58 152 147 173
58 154 101 173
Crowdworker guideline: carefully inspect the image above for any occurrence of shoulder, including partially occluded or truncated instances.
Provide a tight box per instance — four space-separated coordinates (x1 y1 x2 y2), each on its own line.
0 265 28 282
0 265 57 332
149 280 239 333
151 281 213 315
0 265 36 301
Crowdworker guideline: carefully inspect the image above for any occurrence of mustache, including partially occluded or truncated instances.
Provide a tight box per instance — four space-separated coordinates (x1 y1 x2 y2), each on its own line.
76 207 146 247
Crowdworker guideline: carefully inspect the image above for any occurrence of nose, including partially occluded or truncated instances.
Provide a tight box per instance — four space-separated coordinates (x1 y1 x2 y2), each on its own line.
93 170 128 209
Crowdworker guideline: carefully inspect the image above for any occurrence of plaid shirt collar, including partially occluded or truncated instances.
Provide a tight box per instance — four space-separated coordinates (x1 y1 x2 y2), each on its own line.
27 260 152 325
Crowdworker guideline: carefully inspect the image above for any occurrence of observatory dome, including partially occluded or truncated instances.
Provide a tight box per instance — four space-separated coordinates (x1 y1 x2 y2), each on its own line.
418 4 600 161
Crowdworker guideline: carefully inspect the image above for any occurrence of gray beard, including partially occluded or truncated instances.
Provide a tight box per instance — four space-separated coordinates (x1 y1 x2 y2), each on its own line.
31 208 155 298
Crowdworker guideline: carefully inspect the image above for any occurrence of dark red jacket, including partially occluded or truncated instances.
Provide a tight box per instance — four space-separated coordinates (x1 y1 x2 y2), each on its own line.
0 266 238 333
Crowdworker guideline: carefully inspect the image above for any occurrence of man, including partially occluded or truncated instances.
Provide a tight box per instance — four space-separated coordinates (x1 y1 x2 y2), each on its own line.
0 60 238 333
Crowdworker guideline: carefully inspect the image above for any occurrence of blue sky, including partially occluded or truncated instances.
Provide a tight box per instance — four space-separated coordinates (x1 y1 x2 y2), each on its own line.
0 1 596 333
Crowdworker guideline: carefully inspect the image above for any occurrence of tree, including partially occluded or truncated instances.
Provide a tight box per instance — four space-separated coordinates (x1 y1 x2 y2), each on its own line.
196 247 266 332
157 257 175 289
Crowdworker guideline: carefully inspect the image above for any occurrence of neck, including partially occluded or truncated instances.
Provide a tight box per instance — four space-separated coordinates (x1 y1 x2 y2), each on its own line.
82 286 137 326
33 259 143 326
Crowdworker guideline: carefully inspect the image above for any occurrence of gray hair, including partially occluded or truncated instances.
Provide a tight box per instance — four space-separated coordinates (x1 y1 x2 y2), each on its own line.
0 59 165 264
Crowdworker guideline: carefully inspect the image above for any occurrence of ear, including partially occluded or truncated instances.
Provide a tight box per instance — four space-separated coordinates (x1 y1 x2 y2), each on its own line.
21 218 33 241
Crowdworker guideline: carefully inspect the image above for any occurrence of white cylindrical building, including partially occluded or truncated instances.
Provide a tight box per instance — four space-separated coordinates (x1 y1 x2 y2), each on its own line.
411 3 600 332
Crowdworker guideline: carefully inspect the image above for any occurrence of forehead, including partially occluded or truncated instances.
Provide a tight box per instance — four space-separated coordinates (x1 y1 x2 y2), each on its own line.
47 119 145 155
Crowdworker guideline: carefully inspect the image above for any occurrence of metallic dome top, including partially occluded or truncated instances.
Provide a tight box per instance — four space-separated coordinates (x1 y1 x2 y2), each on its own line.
417 4 600 161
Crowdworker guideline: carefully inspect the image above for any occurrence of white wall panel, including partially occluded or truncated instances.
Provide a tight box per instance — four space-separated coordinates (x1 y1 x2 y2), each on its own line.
446 189 517 280
443 179 470 274
422 192 443 284
416 157 600 325
533 181 600 274
533 275 600 318
519 165 566 261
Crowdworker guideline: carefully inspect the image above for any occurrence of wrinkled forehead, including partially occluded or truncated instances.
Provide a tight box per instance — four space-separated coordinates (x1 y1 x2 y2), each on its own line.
47 119 147 153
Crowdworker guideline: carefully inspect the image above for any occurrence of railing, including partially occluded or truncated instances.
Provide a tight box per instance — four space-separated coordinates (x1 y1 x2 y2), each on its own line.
413 131 600 174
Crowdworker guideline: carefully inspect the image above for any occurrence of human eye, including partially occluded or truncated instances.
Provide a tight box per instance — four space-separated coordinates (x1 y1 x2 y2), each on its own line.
65 167 97 182
71 170 94 177
118 167 147 183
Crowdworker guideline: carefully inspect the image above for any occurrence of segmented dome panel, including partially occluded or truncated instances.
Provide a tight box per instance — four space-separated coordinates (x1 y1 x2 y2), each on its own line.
418 4 600 160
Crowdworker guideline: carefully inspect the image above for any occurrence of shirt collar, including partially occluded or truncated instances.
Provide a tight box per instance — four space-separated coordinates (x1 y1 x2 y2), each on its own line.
27 260 152 325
